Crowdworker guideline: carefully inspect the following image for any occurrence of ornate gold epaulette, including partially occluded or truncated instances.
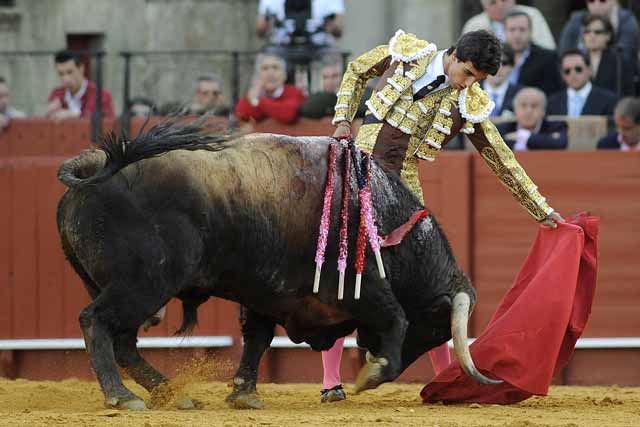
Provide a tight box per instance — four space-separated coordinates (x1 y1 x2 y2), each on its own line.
458 83 495 124
388 29 437 63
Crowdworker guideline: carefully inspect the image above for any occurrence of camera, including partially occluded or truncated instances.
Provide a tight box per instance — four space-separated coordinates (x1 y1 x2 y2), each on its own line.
284 0 312 46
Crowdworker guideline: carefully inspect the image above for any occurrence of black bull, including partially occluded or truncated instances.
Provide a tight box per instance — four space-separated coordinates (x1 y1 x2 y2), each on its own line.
56 120 499 410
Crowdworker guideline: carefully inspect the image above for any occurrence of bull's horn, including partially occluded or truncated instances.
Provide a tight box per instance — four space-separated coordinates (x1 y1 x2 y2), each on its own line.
451 292 503 385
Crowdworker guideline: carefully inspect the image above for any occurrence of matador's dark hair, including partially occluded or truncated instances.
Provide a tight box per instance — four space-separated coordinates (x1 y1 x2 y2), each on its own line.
447 30 502 76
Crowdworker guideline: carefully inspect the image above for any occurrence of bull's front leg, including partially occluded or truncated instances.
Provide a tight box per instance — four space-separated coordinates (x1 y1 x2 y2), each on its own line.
346 265 408 393
226 306 275 409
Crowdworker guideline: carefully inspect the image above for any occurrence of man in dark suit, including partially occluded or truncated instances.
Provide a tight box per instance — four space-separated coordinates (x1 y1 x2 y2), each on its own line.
597 96 640 150
547 49 618 117
504 10 562 96
497 87 568 151
481 43 523 118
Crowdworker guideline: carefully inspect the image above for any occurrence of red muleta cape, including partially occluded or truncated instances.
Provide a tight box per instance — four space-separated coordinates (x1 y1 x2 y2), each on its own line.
421 212 599 404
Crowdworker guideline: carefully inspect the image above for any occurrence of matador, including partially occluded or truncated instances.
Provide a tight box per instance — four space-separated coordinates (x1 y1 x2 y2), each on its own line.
319 29 564 405
332 29 563 226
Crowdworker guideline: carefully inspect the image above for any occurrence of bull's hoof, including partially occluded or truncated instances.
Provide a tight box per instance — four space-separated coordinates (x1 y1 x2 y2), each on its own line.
354 356 389 394
226 391 264 409
105 396 147 411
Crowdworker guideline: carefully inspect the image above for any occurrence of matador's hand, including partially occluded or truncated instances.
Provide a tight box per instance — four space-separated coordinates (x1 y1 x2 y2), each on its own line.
541 211 565 229
332 122 351 139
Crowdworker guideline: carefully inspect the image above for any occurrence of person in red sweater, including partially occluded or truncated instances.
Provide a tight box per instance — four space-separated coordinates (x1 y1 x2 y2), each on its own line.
235 53 305 124
46 50 115 120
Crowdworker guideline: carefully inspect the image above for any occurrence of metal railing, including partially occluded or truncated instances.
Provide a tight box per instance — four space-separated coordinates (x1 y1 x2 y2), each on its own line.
119 47 350 135
0 48 351 139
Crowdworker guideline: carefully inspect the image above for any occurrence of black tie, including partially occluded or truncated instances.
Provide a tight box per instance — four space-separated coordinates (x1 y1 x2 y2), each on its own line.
413 75 446 101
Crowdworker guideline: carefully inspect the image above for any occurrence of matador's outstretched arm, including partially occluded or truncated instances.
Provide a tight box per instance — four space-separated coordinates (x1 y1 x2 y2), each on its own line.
467 120 556 223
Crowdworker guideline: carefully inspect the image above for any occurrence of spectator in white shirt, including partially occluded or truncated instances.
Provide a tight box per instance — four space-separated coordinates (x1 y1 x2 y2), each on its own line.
462 0 556 50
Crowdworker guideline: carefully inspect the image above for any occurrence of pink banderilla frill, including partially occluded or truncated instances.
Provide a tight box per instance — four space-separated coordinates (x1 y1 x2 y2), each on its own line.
354 152 370 300
313 143 337 293
362 156 386 280
337 145 351 300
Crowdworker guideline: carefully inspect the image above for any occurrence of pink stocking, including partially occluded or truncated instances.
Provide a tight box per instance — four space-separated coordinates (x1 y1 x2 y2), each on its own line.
321 337 345 389
427 342 451 375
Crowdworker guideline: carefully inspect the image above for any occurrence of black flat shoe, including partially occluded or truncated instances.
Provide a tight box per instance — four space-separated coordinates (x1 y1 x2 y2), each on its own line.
320 384 347 403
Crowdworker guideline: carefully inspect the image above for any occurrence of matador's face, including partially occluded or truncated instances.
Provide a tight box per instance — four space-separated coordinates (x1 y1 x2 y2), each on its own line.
446 53 489 91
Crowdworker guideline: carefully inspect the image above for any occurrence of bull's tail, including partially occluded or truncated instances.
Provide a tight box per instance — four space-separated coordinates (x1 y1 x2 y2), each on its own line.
57 115 234 189
57 148 109 189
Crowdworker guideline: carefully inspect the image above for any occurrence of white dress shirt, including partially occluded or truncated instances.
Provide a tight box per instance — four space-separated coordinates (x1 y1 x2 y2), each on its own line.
412 49 449 95
491 21 506 42
567 81 592 117
249 84 285 106
513 121 543 152
64 79 87 115
618 133 640 151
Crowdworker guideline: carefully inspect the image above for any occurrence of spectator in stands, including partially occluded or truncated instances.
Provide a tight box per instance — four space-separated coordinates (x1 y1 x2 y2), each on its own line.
497 87 568 151
235 53 305 124
559 0 639 61
46 50 115 120
299 60 341 118
597 96 640 150
582 14 635 97
129 97 155 118
547 49 618 117
481 44 522 118
256 0 344 48
462 0 555 50
0 76 25 132
504 10 562 96
188 74 230 117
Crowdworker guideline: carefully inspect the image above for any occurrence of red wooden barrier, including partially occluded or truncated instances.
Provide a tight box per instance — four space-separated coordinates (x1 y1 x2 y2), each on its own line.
418 152 473 275
252 117 336 136
472 151 640 338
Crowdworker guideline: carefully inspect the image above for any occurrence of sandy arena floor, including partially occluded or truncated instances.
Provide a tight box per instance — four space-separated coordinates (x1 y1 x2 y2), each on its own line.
0 377 638 427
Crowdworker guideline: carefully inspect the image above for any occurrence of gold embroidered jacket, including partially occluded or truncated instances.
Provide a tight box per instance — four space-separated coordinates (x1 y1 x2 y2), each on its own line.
333 30 553 221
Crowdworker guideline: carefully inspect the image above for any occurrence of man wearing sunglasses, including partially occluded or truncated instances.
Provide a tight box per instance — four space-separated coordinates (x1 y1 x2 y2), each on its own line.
547 49 617 117
559 0 639 61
